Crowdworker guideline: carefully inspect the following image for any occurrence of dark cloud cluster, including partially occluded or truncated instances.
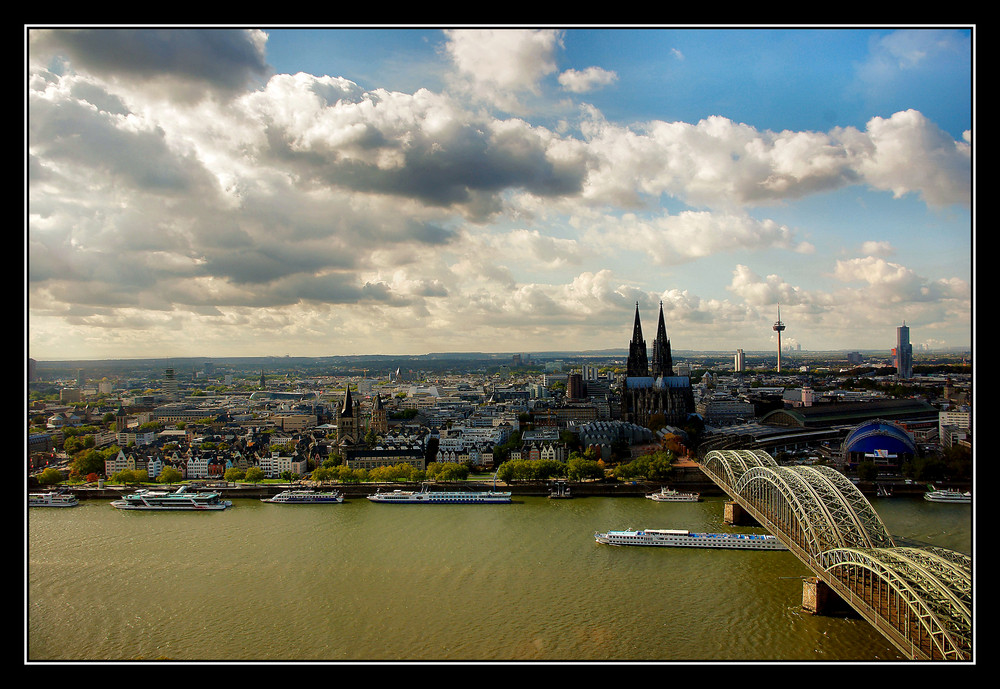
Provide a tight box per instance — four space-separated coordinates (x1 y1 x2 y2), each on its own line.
29 28 270 101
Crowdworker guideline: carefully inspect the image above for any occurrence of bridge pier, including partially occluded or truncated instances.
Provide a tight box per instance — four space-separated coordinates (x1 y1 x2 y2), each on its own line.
724 501 760 526
802 577 854 617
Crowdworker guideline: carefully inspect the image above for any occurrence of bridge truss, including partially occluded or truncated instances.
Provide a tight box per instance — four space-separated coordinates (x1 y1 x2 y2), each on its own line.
701 450 972 661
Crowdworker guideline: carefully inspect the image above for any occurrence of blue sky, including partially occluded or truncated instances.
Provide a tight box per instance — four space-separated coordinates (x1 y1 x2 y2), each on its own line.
27 27 973 360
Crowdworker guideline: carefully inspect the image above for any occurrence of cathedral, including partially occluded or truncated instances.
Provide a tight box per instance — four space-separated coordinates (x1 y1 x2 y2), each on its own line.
620 302 694 428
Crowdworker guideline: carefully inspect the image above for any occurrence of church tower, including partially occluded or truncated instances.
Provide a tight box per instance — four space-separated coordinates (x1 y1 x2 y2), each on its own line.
370 392 388 435
650 301 674 378
626 302 649 377
115 398 128 433
338 387 358 445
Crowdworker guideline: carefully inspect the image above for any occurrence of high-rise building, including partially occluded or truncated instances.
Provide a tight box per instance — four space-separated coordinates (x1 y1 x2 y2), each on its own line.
895 323 913 379
163 368 178 399
734 349 745 373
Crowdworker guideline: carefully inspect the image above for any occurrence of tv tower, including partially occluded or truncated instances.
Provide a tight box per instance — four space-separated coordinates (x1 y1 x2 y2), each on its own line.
772 304 786 373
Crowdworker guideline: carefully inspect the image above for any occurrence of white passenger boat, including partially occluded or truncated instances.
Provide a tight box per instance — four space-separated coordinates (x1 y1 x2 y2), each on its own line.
261 489 344 504
923 488 971 503
110 485 233 511
29 491 79 507
645 487 701 502
594 528 787 550
367 482 511 504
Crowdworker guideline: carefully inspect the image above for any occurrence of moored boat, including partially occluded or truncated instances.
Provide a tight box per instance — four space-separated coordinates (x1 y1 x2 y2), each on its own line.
645 486 700 502
548 481 572 499
262 489 344 504
923 488 971 503
29 491 79 507
110 485 232 511
367 482 511 504
595 528 787 550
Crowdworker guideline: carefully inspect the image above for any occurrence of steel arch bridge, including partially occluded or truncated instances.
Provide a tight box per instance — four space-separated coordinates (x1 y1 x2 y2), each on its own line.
700 450 972 661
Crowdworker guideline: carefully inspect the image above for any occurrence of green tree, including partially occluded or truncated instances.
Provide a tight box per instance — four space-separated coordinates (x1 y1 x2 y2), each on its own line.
426 462 469 481
111 469 149 485
566 456 604 481
335 465 369 483
612 450 675 482
311 466 335 482
70 447 113 478
224 467 245 482
244 466 265 484
37 467 64 485
158 466 184 484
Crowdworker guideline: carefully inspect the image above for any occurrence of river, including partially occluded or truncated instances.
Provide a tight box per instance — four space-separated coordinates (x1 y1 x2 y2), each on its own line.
26 492 972 663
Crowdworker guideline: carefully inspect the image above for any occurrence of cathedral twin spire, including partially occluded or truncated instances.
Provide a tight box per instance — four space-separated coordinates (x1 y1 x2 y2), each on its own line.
627 301 673 378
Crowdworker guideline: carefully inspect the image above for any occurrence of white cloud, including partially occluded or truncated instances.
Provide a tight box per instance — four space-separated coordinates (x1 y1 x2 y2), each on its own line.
558 66 618 93
442 29 563 111
577 109 970 210
26 28 972 358
852 109 971 207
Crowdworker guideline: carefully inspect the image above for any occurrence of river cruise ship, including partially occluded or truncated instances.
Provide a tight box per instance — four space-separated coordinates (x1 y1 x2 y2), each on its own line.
110 485 233 511
262 489 344 504
645 487 700 502
923 488 972 503
29 491 79 507
367 483 512 504
594 528 787 550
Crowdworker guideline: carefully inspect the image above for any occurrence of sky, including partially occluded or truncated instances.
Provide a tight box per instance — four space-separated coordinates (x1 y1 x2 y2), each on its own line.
26 26 974 361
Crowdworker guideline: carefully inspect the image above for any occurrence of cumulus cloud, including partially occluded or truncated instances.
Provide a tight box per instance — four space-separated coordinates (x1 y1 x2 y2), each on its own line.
722 260 970 348
558 66 618 93
25 28 971 357
851 109 971 207
831 256 970 304
442 28 563 111
577 109 970 210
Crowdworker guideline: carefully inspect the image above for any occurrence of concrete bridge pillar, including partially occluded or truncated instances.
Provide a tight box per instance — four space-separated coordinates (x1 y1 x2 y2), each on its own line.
724 501 759 526
802 577 853 616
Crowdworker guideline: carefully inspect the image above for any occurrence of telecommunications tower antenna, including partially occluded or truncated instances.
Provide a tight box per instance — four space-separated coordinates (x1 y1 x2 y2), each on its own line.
772 305 786 373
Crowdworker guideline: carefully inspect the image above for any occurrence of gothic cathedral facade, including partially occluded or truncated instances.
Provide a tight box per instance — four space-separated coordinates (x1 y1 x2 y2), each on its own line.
620 302 694 429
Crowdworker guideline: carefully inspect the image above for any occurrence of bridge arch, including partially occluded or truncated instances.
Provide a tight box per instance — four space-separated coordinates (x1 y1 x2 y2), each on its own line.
704 450 895 557
700 449 971 661
817 547 972 660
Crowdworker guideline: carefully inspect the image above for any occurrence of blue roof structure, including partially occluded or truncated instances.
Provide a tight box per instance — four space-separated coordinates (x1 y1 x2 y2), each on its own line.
842 419 916 458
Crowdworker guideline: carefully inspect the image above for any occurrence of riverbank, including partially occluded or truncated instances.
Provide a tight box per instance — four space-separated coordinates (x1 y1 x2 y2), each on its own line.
32 464 961 501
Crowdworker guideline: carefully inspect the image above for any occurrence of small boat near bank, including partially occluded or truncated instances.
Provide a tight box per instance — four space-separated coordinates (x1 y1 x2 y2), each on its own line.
595 528 787 550
548 481 572 499
29 491 79 508
262 489 344 504
923 488 971 503
645 486 700 502
110 485 233 511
